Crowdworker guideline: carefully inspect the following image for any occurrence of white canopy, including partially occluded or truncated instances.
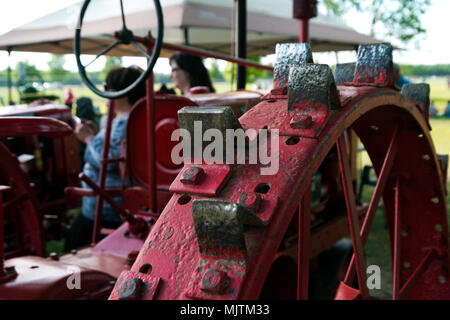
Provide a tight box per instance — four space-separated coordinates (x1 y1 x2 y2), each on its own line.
0 0 383 57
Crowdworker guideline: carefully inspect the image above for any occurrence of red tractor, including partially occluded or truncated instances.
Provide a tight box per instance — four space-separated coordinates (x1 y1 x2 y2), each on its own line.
0 0 448 300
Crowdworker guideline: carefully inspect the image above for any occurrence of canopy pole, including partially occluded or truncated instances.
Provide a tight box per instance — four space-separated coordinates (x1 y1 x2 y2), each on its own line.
235 0 246 90
293 0 317 43
7 46 12 105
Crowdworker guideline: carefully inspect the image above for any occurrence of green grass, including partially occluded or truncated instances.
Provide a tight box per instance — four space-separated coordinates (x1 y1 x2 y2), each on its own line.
428 77 450 112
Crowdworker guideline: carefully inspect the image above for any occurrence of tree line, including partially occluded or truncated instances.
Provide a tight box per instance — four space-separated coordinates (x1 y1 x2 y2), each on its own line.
400 65 450 77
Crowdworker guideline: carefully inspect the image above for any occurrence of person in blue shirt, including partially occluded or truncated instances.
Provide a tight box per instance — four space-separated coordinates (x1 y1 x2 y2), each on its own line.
65 66 146 251
394 63 411 88
444 100 450 119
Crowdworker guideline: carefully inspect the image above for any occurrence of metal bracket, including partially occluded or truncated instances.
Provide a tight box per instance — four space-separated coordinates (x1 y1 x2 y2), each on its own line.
169 164 231 196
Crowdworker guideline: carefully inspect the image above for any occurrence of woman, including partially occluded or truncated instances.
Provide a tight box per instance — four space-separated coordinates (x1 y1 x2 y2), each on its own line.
65 66 146 251
169 53 215 95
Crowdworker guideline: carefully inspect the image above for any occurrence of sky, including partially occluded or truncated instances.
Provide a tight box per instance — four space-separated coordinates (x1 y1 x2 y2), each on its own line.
0 0 449 74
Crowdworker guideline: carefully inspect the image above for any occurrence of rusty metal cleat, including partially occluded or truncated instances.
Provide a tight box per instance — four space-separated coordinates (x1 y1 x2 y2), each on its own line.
273 43 313 89
334 62 356 85
352 43 394 87
401 83 431 126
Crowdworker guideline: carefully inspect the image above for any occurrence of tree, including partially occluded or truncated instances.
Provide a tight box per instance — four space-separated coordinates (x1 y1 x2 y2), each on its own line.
322 0 431 43
48 54 69 81
223 57 272 87
100 56 122 79
16 61 43 86
209 60 224 81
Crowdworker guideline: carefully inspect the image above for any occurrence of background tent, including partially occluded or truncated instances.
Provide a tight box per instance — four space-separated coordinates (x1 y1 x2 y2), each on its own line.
0 0 383 57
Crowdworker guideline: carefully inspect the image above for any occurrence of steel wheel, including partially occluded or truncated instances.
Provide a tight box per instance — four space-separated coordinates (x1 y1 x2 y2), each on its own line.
112 43 449 300
0 142 44 258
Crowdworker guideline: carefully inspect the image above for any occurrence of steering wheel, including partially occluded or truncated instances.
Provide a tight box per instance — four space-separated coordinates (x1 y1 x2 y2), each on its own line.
74 0 164 99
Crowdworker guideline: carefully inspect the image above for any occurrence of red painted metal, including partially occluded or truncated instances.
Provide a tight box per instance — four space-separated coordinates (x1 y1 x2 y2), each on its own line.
344 125 401 284
145 67 157 213
170 164 232 197
297 189 311 300
0 117 72 138
393 176 401 299
91 100 116 245
130 34 273 72
337 134 368 298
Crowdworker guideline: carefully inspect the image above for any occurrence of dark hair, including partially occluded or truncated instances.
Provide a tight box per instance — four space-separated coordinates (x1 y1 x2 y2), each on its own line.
105 66 146 105
76 97 95 122
169 53 215 93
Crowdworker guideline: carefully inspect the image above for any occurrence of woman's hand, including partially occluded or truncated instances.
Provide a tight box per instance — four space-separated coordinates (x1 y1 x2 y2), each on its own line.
74 119 97 144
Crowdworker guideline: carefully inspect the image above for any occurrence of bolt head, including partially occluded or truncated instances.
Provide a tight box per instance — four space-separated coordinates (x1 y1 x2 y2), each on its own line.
118 278 143 300
49 252 59 261
239 192 262 212
290 114 313 129
200 268 229 294
181 166 205 185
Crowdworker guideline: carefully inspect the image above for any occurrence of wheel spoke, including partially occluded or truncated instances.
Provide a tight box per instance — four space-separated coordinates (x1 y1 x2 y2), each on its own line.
120 0 127 29
399 249 434 299
297 188 311 300
337 134 368 298
84 39 122 68
130 40 152 60
344 125 401 283
393 176 401 300
3 193 29 211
